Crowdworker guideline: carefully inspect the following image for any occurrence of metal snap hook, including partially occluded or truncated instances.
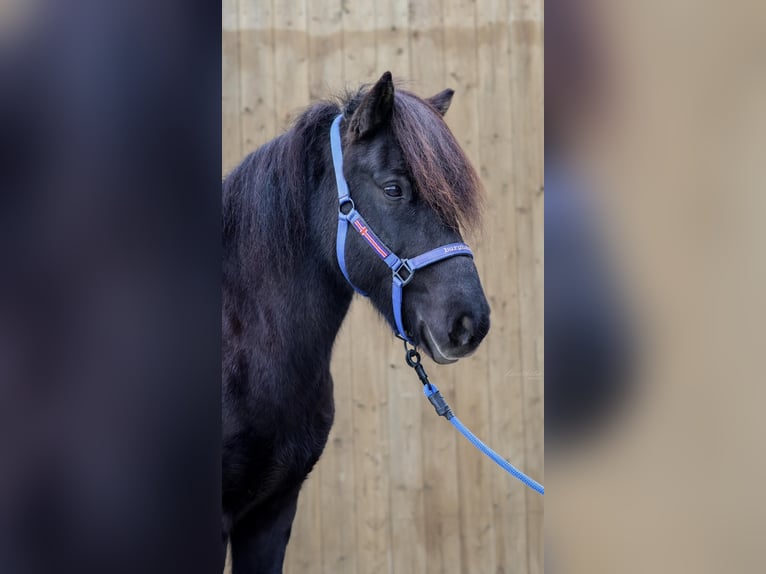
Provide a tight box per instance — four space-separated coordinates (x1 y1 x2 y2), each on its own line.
405 348 421 368
403 340 422 369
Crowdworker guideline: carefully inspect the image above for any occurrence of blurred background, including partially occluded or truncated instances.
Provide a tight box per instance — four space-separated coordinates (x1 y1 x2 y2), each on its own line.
222 1 543 573
546 0 766 573
0 1 221 573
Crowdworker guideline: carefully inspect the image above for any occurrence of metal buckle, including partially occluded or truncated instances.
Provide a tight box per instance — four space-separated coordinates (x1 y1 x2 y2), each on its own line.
338 197 355 217
393 259 414 286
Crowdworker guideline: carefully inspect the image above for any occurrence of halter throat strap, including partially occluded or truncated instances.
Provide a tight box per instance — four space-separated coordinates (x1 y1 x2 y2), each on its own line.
330 114 473 343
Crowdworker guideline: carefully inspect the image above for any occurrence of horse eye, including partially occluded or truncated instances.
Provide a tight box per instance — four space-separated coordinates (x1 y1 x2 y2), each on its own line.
383 184 403 198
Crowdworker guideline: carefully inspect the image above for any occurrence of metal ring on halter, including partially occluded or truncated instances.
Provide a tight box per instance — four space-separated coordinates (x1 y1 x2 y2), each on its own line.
339 197 355 217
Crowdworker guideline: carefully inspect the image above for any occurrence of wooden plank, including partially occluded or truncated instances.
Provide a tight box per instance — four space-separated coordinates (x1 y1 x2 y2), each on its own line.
374 0 409 77
239 0 277 153
408 0 445 95
442 1 481 168
306 3 358 574
222 0 242 176
323 320 357 574
341 0 377 83
349 302 393 574
419 361 462 574
308 0 343 100
475 1 531 573
273 0 310 128
284 478 322 574
386 346 427 574
508 2 545 573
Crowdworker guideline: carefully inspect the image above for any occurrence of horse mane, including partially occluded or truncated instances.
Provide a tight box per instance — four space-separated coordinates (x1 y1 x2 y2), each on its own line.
223 82 482 277
222 102 338 276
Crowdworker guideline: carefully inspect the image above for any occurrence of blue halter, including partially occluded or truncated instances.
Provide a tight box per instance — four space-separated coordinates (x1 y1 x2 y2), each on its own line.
330 114 545 495
330 114 474 343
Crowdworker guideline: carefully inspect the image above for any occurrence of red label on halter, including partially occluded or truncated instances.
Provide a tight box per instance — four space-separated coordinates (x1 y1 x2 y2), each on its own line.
353 220 389 258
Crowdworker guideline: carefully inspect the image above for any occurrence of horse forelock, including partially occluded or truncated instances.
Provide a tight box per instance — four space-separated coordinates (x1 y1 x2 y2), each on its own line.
390 90 483 233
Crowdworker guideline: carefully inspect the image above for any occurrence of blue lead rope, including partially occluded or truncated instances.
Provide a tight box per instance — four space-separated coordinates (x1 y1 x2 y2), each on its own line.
424 384 545 495
405 345 544 495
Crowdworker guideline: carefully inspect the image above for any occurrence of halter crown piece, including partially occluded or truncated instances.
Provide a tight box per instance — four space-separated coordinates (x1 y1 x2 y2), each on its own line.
330 114 474 343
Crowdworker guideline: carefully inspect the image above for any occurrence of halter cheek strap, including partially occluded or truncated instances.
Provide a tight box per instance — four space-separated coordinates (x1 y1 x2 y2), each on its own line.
330 114 474 344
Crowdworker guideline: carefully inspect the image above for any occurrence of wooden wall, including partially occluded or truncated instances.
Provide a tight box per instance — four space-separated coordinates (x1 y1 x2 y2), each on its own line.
222 1 543 572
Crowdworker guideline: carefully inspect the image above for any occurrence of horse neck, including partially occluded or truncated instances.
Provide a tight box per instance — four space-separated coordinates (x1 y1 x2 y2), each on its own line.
262 239 353 362
226 124 354 370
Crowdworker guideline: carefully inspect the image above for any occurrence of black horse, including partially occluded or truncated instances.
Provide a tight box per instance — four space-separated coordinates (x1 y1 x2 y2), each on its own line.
222 72 490 573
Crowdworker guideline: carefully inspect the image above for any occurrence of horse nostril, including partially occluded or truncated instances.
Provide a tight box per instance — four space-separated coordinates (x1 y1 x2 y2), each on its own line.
449 314 475 349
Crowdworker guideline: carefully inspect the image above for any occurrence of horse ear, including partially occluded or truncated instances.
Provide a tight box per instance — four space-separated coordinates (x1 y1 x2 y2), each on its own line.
348 71 395 139
427 88 454 116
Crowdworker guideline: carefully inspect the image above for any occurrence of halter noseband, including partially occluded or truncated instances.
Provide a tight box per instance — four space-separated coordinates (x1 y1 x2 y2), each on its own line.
330 114 473 344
